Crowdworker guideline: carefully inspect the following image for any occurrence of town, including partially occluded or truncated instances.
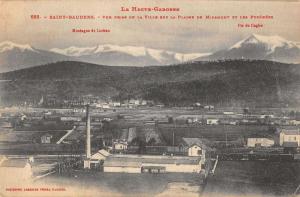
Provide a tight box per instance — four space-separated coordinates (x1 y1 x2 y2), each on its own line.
0 96 299 195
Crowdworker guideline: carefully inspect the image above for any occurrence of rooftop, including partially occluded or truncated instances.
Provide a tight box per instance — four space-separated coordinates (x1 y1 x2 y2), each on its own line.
181 138 212 151
281 130 300 135
104 154 201 167
91 149 110 160
0 159 30 168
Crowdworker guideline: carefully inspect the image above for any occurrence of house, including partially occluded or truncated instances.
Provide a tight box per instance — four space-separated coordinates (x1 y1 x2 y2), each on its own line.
219 119 237 125
206 118 219 125
0 158 33 183
103 154 202 174
129 99 140 105
83 149 110 169
112 139 128 152
41 133 52 144
289 120 300 126
179 138 212 171
112 102 121 107
223 112 235 115
247 138 274 147
279 129 300 147
260 114 275 119
204 105 214 110
141 100 147 106
60 116 82 122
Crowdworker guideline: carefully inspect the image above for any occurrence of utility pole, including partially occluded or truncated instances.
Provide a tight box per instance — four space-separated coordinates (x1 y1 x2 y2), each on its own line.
224 123 228 147
86 104 91 159
172 131 175 147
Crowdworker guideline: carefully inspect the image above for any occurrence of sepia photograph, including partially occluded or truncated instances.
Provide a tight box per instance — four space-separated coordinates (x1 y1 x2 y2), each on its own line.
0 0 299 196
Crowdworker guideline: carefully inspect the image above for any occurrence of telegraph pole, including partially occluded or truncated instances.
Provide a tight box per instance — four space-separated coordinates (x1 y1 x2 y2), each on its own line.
86 104 91 159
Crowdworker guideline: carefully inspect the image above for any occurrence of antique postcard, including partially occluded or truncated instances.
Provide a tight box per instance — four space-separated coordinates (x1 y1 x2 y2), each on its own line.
0 0 299 196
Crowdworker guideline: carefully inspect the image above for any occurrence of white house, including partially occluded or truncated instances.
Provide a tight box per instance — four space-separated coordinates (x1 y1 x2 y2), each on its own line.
206 118 219 125
41 133 52 144
83 149 110 169
289 120 300 126
112 102 121 107
112 139 128 151
279 129 300 147
204 105 214 110
247 138 274 147
60 116 81 122
180 138 212 171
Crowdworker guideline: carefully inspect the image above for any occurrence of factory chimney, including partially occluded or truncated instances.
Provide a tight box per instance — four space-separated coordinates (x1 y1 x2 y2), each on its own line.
86 104 91 159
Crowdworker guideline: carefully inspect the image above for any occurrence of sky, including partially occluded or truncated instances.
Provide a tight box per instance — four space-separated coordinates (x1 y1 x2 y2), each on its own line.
0 0 300 53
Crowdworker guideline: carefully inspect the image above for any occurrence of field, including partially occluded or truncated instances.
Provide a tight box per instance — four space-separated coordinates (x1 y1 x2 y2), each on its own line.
37 171 204 197
203 161 300 196
158 124 274 147
31 161 300 197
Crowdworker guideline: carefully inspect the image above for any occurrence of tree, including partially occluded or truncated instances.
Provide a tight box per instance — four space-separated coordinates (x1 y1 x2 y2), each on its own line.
147 138 156 146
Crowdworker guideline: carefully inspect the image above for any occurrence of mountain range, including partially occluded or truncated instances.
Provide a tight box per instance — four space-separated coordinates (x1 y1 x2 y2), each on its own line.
0 60 299 107
0 41 208 72
0 34 300 72
199 34 300 63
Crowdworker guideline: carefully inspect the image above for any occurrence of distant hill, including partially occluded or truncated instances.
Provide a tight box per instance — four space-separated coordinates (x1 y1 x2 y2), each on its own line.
199 34 300 63
0 60 299 107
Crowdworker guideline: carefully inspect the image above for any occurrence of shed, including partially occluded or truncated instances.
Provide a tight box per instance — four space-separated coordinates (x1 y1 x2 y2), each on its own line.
41 133 52 144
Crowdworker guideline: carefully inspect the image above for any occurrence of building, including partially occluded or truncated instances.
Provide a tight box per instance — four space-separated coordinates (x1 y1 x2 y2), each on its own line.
91 149 110 160
247 138 274 147
41 133 52 144
112 139 128 152
60 116 82 122
180 138 210 157
129 99 140 105
179 138 212 171
289 120 300 126
204 105 214 110
83 149 110 169
111 102 121 107
0 158 33 183
279 129 300 147
103 154 202 174
206 118 219 125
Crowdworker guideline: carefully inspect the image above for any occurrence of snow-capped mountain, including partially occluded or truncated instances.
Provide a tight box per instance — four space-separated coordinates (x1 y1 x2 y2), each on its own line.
50 44 209 66
1 34 299 73
0 41 71 72
0 41 36 53
0 41 208 72
199 34 300 63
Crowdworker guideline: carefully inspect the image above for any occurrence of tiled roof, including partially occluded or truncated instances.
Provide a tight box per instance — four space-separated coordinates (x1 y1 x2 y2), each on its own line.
181 138 212 151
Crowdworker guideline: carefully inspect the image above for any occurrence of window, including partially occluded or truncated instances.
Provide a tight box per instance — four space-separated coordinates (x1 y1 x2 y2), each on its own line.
197 150 202 155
